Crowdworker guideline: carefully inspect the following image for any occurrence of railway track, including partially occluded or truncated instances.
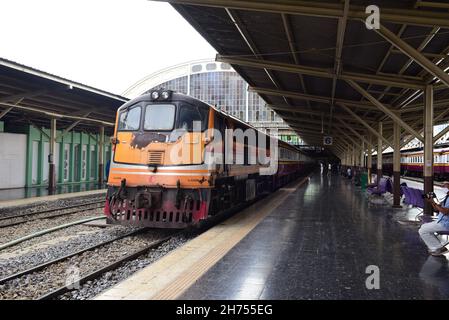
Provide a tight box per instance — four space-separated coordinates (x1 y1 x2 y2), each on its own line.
0 228 146 285
0 215 105 251
0 200 105 228
0 229 177 300
39 235 175 300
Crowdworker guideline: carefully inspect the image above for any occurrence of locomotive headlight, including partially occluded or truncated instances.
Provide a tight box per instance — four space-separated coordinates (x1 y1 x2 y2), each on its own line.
161 91 170 100
151 91 160 100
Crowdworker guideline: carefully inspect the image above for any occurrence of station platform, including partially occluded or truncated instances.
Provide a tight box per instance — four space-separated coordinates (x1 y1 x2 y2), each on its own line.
0 182 106 203
96 173 449 300
0 187 106 209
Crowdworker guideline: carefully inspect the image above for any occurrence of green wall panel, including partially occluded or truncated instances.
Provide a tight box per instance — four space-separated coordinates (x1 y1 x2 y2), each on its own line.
24 125 111 187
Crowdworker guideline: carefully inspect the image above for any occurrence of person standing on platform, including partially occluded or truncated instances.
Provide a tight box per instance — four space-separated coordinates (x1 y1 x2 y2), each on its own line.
105 159 111 182
419 182 449 256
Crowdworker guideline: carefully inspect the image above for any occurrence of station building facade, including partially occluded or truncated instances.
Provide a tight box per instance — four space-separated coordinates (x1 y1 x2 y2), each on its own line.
123 59 301 145
0 119 111 192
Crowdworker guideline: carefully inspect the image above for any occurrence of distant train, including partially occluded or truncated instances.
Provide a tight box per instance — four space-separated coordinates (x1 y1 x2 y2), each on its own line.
372 143 449 180
104 90 315 228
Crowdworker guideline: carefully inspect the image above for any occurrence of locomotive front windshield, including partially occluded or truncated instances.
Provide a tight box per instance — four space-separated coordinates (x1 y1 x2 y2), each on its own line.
117 102 209 133
144 104 175 130
118 105 141 131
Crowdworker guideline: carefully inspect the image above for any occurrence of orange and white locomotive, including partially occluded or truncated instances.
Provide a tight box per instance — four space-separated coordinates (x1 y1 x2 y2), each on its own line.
105 90 313 228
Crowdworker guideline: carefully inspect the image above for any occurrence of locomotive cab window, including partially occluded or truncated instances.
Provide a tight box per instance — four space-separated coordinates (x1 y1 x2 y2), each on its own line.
118 105 141 131
176 104 208 131
144 104 175 131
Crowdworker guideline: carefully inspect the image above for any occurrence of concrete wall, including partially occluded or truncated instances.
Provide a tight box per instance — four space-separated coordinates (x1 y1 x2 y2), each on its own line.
0 132 27 189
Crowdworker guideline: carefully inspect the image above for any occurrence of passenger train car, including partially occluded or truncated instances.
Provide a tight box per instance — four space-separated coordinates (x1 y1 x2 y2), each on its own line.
105 90 314 228
372 143 449 180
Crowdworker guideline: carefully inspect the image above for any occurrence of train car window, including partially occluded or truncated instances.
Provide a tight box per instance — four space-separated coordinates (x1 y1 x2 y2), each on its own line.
176 105 208 131
118 105 141 131
144 104 175 131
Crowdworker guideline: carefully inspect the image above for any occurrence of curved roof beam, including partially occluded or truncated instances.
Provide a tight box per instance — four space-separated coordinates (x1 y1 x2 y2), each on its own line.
250 86 387 111
346 79 424 143
217 55 425 89
374 23 449 89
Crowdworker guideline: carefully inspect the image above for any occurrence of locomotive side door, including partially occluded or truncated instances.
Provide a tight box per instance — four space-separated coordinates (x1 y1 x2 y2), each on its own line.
113 104 144 164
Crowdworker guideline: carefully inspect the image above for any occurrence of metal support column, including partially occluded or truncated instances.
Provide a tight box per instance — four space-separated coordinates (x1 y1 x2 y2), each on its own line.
377 122 383 185
367 135 372 184
48 118 57 194
348 145 352 170
352 145 356 169
98 126 105 186
393 120 402 208
424 85 434 216
360 139 364 170
344 148 348 170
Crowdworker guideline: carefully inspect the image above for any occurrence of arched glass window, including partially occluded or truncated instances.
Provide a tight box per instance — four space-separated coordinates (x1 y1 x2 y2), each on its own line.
206 63 217 71
191 64 202 73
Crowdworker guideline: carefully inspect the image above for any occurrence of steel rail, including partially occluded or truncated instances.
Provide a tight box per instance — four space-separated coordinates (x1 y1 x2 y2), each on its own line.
0 200 104 222
0 216 105 251
0 202 104 228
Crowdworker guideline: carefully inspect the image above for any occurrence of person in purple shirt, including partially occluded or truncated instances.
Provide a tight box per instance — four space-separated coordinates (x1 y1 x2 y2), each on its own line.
419 181 449 256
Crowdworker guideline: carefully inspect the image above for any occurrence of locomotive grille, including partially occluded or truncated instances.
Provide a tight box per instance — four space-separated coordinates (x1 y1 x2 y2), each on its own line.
148 151 164 165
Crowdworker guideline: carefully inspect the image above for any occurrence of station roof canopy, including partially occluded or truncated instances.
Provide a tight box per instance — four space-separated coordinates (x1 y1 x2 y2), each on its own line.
0 58 128 135
160 0 449 154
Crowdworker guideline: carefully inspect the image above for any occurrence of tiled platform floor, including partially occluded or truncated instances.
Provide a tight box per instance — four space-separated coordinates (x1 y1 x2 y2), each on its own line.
180 173 449 299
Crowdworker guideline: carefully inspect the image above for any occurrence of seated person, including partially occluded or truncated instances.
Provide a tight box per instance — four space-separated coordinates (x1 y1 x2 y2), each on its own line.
419 181 449 256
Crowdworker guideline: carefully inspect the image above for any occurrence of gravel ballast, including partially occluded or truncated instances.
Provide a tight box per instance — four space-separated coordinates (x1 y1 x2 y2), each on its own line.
0 230 179 300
